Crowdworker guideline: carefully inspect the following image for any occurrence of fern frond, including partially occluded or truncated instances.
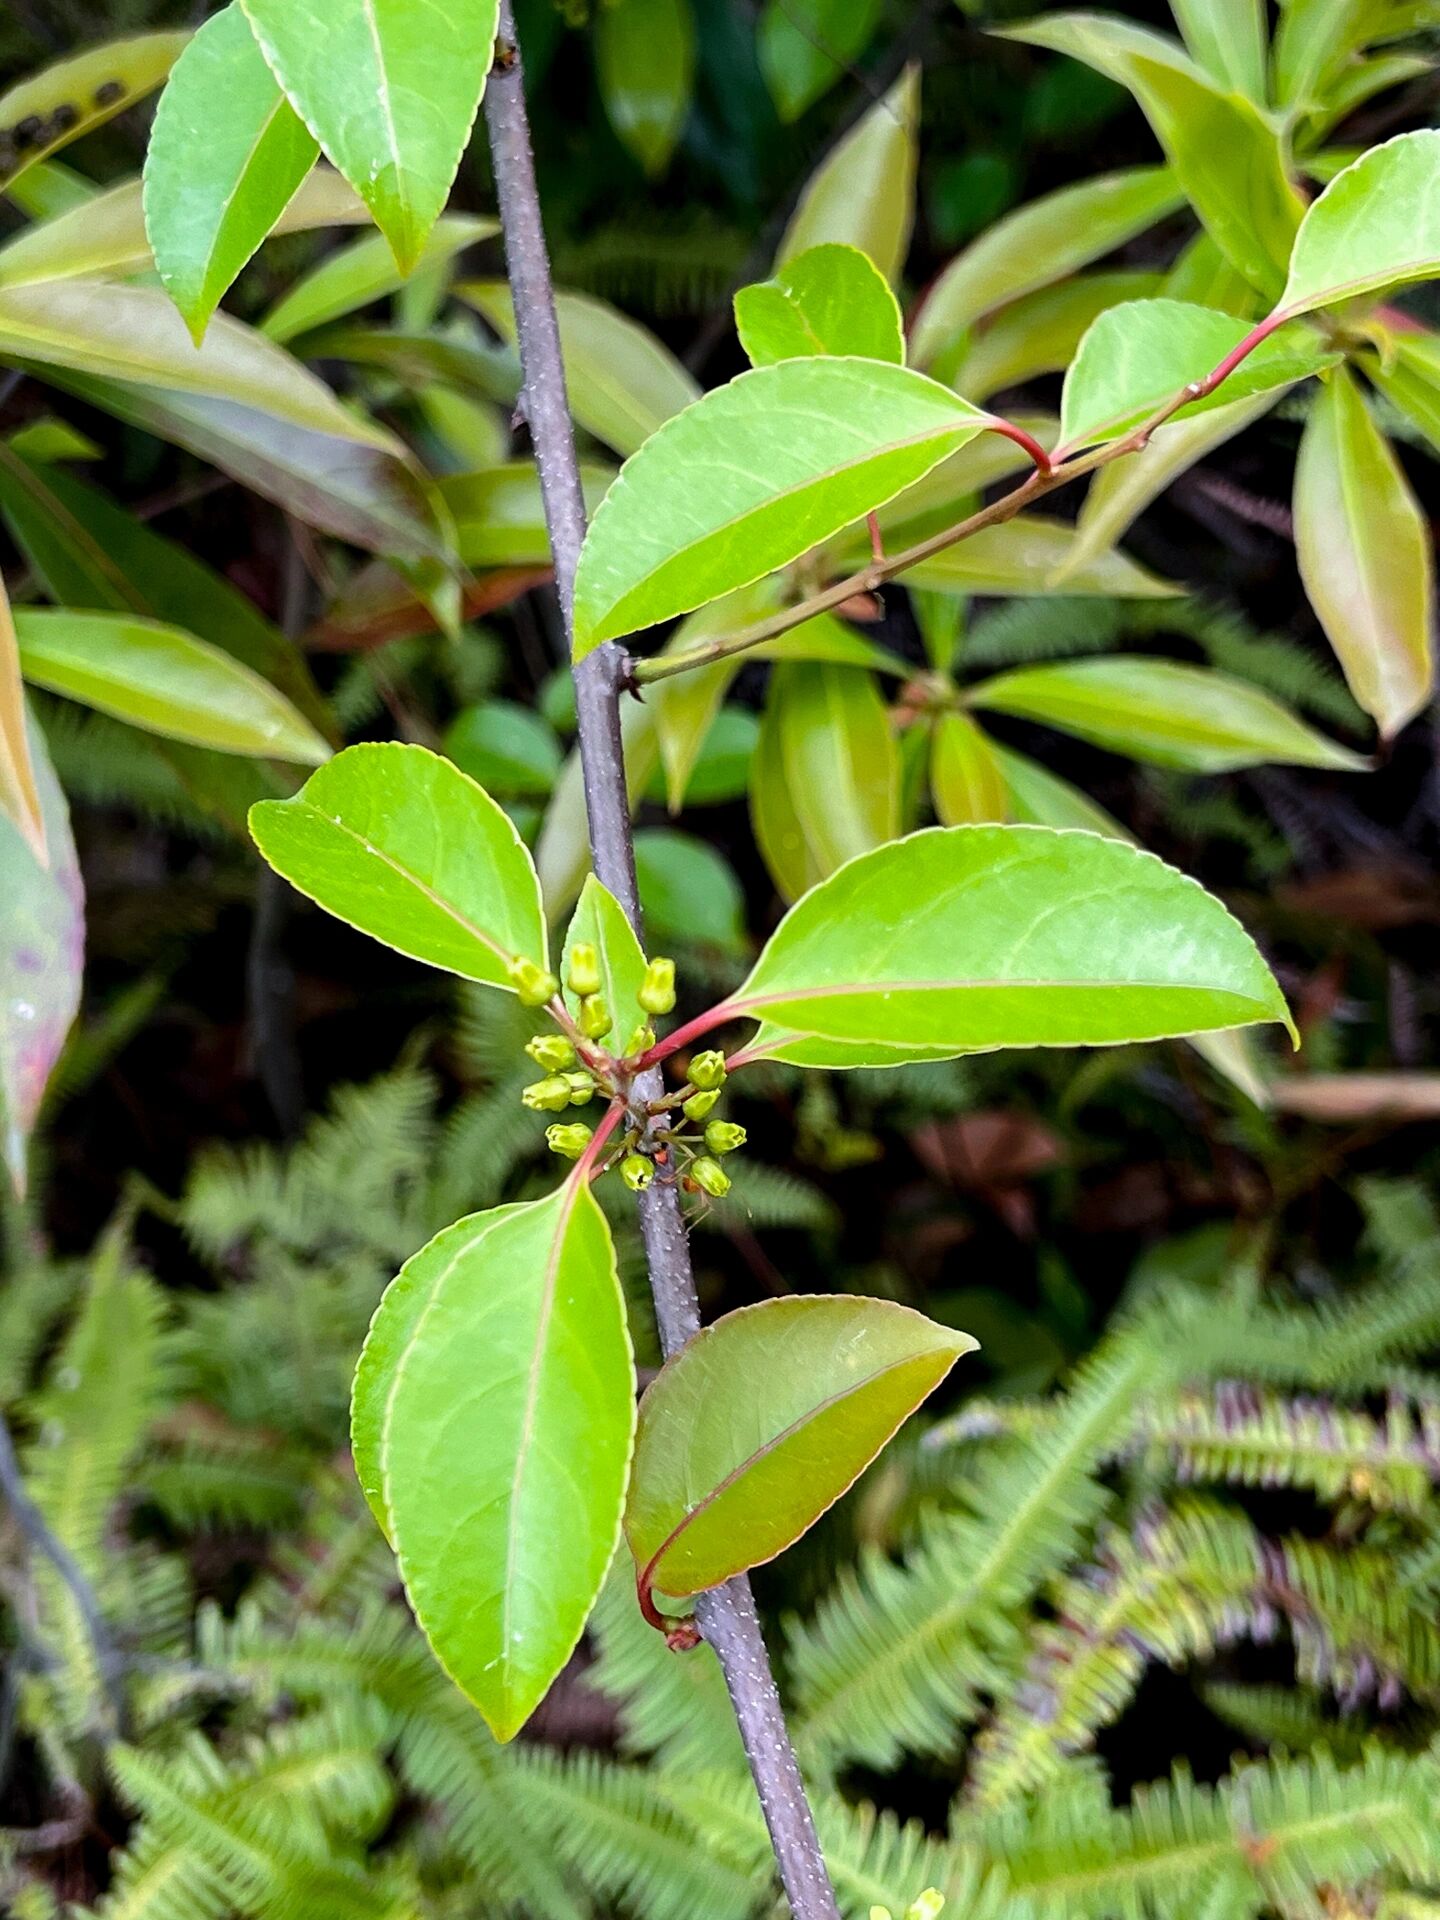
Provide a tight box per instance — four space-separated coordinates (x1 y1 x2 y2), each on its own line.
1200 1682 1368 1759
140 1436 312 1530
1277 1537 1440 1708
696 1161 839 1236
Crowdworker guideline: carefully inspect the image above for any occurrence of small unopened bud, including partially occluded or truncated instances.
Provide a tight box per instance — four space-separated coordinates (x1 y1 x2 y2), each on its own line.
566 942 602 998
546 1122 593 1160
508 957 559 1007
690 1156 731 1199
637 957 676 1016
621 1153 654 1192
578 994 613 1041
564 1071 596 1106
908 1895 945 1920
704 1121 747 1156
623 1023 657 1057
525 1032 576 1072
682 1088 719 1123
689 1050 728 1091
522 1076 573 1113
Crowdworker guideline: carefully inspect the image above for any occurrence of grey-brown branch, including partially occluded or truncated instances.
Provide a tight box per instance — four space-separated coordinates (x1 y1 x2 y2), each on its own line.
482 10 842 1916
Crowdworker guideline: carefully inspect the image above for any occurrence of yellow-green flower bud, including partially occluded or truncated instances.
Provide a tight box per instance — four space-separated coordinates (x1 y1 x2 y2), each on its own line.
578 994 613 1041
623 1023 657 1058
525 1032 576 1072
522 1076 573 1113
508 957 559 1008
545 1122 593 1160
566 942 602 998
690 1156 731 1199
908 1896 945 1920
564 1071 596 1106
704 1120 747 1156
637 957 676 1016
621 1153 654 1192
689 1050 728 1091
682 1088 719 1123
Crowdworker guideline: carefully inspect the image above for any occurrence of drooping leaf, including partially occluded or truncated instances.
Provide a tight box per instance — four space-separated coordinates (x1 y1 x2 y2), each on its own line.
571 359 993 654
777 67 919 285
263 215 495 343
1170 0 1267 97
1162 230 1262 318
1000 16 1303 297
440 461 615 568
994 744 1131 840
1293 366 1434 739
1364 328 1440 461
537 703 658 922
955 270 1163 401
353 1179 633 1740
758 0 886 121
635 829 747 954
595 0 696 176
626 1296 975 1606
143 4 319 343
901 517 1181 600
0 32 188 195
460 282 700 457
13 609 331 764
1278 131 1440 320
721 824 1295 1056
444 700 562 798
644 707 756 810
0 712 83 1196
250 742 548 988
930 712 1007 825
0 570 44 862
1058 300 1337 451
910 167 1184 369
238 0 500 271
562 875 648 1024
969 657 1367 773
735 243 904 367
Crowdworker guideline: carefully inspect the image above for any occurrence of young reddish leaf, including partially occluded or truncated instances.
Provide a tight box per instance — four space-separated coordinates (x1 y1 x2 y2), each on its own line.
0 570 44 863
626 1296 975 1611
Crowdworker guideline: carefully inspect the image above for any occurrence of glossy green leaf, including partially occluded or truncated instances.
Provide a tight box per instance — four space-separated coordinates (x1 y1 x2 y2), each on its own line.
931 712 1007 825
143 4 319 343
1059 300 1336 451
901 517 1181 600
1162 231 1262 319
1364 328 1440 460
752 662 899 903
5 419 101 461
537 702 658 921
1294 367 1434 739
0 32 188 195
954 271 1161 402
460 282 700 458
1170 0 1267 97
238 0 499 272
758 0 885 121
263 215 495 343
1001 16 1303 297
250 743 547 987
1 712 82 1196
571 359 993 654
595 0 695 176
723 824 1295 1054
777 67 918 286
970 657 1367 773
910 167 1184 369
562 874 648 1021
853 417 1058 546
643 707 756 810
626 1296 975 1604
1273 0 1393 110
2 159 96 220
735 244 904 368
353 1179 633 1739
440 461 615 568
994 743 1131 841
1279 132 1440 320
635 829 746 953
14 609 331 764
444 700 562 798
0 572 44 863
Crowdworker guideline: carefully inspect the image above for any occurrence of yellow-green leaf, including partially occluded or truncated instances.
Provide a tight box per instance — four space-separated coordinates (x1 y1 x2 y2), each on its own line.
0 569 45 862
735 243 904 367
595 0 696 176
777 66 919 286
0 32 188 195
1279 132 1440 320
930 712 1006 825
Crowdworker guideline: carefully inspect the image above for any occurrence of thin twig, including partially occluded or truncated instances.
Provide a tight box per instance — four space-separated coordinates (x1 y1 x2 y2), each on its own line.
482 12 842 1915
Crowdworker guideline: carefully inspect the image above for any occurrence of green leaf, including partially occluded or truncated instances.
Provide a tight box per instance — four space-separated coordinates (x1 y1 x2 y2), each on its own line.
0 711 82 1196
537 702 658 922
571 359 993 655
954 271 1162 402
1294 366 1434 739
1000 16 1303 297
758 0 885 121
440 461 616 568
562 875 648 1021
930 712 1007 825
1169 0 1267 97
735 244 904 368
724 824 1295 1055
444 700 562 798
1162 231 1262 319
0 571 44 862
460 282 700 458
626 1296 974 1605
635 829 746 953
353 1179 633 1739
238 0 499 272
969 657 1367 773
250 742 548 988
643 705 756 810
0 31 188 195
910 167 1184 369
143 4 319 344
1058 300 1337 451
1279 132 1440 320
1364 328 1440 459
595 0 696 176
777 67 918 286
994 743 1131 840
263 214 495 343
901 517 1181 600
13 609 331 764
752 662 899 903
